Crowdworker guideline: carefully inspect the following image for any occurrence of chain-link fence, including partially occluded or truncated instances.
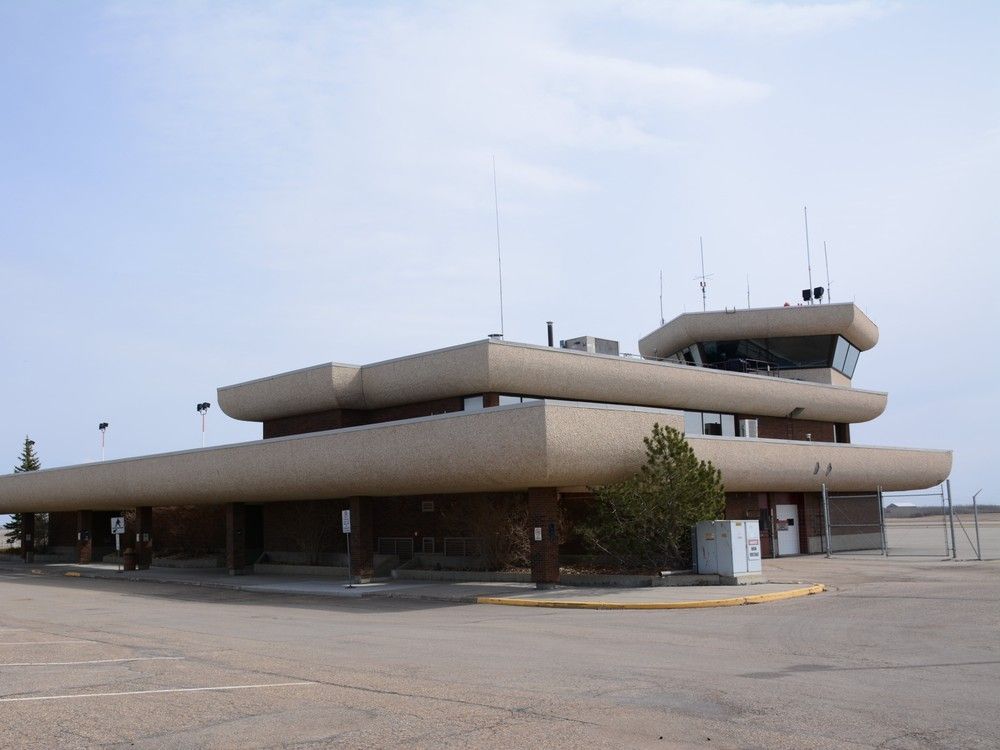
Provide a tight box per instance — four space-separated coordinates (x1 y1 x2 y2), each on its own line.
879 486 950 557
821 488 884 554
823 482 998 560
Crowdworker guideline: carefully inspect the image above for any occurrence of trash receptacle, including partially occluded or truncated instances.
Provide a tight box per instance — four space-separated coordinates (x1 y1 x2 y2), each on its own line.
123 547 136 571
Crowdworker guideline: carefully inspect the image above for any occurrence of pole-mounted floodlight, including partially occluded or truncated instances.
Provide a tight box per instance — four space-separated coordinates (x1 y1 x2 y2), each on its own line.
98 422 109 461
196 402 211 447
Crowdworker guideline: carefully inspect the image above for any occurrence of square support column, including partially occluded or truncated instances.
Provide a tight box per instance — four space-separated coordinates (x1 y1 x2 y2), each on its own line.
21 513 35 563
76 510 93 564
135 506 153 570
226 502 246 575
528 487 560 588
348 497 374 582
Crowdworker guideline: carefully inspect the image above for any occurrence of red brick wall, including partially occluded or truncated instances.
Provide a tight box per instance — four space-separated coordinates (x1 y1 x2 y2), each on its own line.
47 511 77 547
263 397 465 438
741 415 837 442
725 493 773 558
528 488 560 584
261 500 347 559
152 506 226 555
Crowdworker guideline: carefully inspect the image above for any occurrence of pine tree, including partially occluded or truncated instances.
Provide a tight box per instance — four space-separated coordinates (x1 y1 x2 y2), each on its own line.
582 423 725 572
4 436 41 545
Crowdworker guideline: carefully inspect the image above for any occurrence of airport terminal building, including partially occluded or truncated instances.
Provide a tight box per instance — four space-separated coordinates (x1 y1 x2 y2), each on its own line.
0 303 952 583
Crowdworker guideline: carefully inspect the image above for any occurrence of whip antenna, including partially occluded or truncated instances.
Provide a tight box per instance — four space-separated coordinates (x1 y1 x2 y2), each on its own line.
659 270 665 324
693 237 713 312
823 240 832 303
492 155 505 337
803 206 814 304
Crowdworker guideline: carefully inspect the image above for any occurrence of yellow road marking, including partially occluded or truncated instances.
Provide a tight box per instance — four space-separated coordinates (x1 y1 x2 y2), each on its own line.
476 584 826 610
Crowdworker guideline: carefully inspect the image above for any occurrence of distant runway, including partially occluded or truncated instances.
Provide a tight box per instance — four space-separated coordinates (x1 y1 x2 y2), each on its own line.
885 515 1000 558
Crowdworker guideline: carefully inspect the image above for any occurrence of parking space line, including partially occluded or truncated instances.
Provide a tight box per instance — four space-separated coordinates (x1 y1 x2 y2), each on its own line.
1 657 185 667
0 682 317 703
0 641 91 647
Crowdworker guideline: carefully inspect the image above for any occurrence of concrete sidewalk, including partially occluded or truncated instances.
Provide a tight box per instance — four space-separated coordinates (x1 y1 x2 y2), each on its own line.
0 560 823 609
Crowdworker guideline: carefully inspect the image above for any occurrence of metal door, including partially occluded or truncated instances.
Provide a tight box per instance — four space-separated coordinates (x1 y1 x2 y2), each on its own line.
775 504 800 556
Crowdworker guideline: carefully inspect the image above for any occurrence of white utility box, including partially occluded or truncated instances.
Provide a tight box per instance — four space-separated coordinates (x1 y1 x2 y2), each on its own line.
694 520 762 576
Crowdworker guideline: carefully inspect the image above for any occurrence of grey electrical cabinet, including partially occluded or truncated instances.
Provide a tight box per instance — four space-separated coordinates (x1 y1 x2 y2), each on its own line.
694 520 762 575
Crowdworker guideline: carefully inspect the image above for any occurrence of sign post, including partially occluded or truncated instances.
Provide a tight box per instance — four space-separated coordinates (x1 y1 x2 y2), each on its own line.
342 509 353 588
110 516 125 572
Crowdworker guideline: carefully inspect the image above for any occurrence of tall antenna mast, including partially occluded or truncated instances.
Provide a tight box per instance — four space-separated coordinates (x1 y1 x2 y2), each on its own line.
823 240 832 303
746 274 751 310
803 206 814 305
659 270 665 325
492 155 505 336
694 236 712 312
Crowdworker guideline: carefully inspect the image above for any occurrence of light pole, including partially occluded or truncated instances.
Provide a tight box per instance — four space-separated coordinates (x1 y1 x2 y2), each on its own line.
98 422 109 461
196 402 211 447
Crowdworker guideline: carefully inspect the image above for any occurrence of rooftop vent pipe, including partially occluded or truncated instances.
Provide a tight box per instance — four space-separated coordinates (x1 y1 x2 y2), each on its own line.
546 321 554 347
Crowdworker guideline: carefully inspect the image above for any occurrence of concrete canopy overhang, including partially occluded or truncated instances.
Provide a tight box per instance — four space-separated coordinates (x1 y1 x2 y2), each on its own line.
686 435 952 493
637 302 879 359
0 402 950 514
217 338 888 425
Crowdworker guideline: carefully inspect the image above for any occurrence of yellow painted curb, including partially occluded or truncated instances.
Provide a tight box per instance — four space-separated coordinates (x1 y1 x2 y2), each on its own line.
476 584 826 610
64 572 81 577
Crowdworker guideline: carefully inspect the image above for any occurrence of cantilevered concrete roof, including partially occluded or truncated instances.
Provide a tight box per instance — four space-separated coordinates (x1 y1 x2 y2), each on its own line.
217 338 888 425
638 302 879 359
0 401 950 514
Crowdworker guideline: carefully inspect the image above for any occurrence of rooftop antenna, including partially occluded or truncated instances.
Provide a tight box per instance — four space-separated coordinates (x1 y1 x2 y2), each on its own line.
694 236 712 312
823 240 832 303
492 154 505 337
659 270 665 325
746 274 751 310
803 206 814 305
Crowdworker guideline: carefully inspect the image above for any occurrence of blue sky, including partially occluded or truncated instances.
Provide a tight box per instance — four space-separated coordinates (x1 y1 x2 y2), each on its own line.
1 1 996 508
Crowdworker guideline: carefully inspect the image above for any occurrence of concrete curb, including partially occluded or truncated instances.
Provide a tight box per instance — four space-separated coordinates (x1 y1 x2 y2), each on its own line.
4 563 823 609
475 584 826 610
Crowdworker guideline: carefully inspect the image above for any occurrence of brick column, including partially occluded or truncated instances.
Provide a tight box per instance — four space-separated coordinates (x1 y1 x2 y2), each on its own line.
21 513 35 563
528 487 560 588
76 510 94 564
135 506 153 570
348 497 374 582
226 502 246 575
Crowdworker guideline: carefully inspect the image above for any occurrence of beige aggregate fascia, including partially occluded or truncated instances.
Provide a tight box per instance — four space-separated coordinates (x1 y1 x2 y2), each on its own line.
0 403 678 513
218 339 888 425
0 402 950 514
638 302 879 359
686 435 952 493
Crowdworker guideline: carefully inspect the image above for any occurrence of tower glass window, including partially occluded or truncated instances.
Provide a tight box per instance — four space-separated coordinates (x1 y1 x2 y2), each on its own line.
669 335 861 377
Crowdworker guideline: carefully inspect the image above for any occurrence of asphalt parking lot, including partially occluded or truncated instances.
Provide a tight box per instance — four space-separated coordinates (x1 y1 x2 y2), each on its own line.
1 557 998 749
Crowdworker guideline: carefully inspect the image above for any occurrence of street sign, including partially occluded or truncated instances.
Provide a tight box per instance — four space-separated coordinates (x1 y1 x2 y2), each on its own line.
110 517 125 535
341 509 351 534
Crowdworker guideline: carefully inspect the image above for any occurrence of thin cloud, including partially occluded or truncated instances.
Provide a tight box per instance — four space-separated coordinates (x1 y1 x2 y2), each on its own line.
545 49 770 110
107 3 769 165
614 0 894 35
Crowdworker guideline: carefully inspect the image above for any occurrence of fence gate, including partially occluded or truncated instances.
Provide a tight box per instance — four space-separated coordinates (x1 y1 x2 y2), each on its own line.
877 485 953 557
821 486 885 555
822 482 993 559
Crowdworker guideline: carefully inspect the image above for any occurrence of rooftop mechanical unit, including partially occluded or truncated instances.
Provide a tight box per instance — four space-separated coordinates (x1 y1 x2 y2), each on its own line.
739 418 759 438
560 335 620 356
